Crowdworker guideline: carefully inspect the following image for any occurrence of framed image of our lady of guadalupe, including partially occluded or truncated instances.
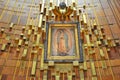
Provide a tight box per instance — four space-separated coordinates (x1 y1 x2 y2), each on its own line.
44 22 83 63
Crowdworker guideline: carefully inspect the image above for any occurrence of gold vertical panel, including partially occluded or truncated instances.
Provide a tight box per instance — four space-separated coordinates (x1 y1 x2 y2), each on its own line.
18 39 22 46
22 49 28 57
36 34 42 45
100 49 104 57
50 0 53 7
101 60 107 69
41 0 45 13
86 35 90 44
75 27 79 58
47 26 51 59
43 76 47 80
38 15 43 27
31 60 37 75
65 0 68 6
40 48 44 69
57 0 60 6
72 0 75 7
84 61 87 70
92 77 97 80
41 4 44 13
91 61 96 76
80 70 84 80
68 75 72 80
1 44 6 51
10 23 14 28
83 14 87 24
56 75 60 80
28 30 32 35
73 61 79 66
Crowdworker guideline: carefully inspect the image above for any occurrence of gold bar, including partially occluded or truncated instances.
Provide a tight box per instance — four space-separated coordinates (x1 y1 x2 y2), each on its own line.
80 66 84 80
31 60 37 76
91 61 96 76
65 0 68 6
50 0 53 7
10 22 14 28
38 15 43 27
72 0 75 7
48 61 54 66
55 76 60 80
28 30 32 35
47 27 51 58
73 61 79 66
1 44 6 51
83 14 87 24
101 60 107 69
41 5 44 14
36 34 41 45
22 49 28 57
57 0 60 6
83 61 87 70
92 77 97 80
31 50 38 54
18 39 22 46
80 70 84 80
100 49 104 57
86 35 90 44
44 65 48 70
43 76 47 80
40 48 44 69
43 70 47 80
68 75 72 80
9 23 14 30
41 0 45 13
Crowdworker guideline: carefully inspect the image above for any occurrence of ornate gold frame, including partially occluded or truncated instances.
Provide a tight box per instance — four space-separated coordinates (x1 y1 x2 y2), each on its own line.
44 22 83 62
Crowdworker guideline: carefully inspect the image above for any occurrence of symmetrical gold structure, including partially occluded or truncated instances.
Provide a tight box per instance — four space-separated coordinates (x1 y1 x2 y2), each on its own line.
0 0 120 80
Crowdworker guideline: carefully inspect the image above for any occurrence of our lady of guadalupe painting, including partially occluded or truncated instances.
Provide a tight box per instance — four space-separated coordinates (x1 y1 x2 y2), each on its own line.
51 27 75 56
44 22 83 62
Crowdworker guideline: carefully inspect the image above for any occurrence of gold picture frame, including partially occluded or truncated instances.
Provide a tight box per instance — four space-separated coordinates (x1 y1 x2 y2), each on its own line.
44 22 83 62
